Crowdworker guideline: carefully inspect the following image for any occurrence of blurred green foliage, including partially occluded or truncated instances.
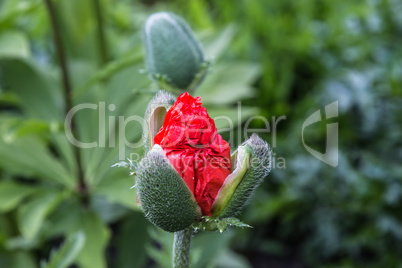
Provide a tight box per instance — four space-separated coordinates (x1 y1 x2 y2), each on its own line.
0 0 401 267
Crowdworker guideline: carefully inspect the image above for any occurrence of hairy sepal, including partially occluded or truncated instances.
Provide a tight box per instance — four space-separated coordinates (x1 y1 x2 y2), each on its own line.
143 12 205 90
136 145 201 232
211 134 271 218
143 91 176 152
210 146 250 216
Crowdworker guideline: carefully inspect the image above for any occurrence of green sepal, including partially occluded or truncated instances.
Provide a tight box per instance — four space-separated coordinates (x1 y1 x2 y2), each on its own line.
150 61 209 94
148 73 184 95
211 133 271 218
143 90 176 153
210 146 250 216
136 145 201 232
192 216 251 233
143 12 206 90
185 61 209 93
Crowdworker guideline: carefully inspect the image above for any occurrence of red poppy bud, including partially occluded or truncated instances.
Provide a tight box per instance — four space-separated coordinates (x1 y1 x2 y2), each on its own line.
135 91 271 232
154 92 232 216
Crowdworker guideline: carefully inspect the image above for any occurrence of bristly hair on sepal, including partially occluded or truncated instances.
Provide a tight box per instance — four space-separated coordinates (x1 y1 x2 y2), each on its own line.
136 145 201 232
213 133 272 218
192 216 252 233
143 12 206 91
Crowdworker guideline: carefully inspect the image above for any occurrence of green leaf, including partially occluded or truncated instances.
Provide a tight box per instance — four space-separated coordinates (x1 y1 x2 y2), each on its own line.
0 31 30 58
191 231 234 268
213 249 251 268
146 227 174 267
12 119 50 138
0 0 41 30
114 213 152 268
74 62 150 187
0 251 37 268
0 181 39 212
41 232 85 268
0 58 63 121
76 211 110 268
93 171 138 210
66 57 152 191
41 197 82 239
207 106 259 131
0 213 12 244
5 236 39 251
17 190 65 240
201 25 237 60
56 0 100 61
73 52 143 99
0 118 75 188
91 195 128 224
197 62 261 105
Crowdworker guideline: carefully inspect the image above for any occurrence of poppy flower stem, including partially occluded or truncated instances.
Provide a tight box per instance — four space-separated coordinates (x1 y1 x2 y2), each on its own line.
173 227 193 268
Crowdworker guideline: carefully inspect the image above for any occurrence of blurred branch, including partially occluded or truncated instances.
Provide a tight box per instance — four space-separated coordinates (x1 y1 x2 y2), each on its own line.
43 0 88 205
92 0 109 65
43 0 72 110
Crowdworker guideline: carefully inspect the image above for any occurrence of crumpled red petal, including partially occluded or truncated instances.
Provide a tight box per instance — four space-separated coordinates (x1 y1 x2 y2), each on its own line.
154 92 231 215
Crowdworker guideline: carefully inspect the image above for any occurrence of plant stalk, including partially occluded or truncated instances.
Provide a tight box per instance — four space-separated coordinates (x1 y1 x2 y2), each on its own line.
173 227 193 268
92 0 109 65
44 0 88 205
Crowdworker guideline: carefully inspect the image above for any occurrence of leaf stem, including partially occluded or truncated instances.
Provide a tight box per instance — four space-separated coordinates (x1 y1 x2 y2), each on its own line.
173 227 193 268
43 0 72 112
92 0 109 65
44 0 88 205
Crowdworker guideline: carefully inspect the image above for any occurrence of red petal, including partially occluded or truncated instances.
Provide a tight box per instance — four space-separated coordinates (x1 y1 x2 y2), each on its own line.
154 92 231 215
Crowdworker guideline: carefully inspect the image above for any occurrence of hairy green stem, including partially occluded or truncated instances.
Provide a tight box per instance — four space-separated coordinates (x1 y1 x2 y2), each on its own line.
44 0 88 205
173 227 193 268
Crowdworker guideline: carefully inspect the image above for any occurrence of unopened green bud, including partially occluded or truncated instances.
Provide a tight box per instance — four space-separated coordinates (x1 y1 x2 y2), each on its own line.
143 12 205 90
136 145 201 232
